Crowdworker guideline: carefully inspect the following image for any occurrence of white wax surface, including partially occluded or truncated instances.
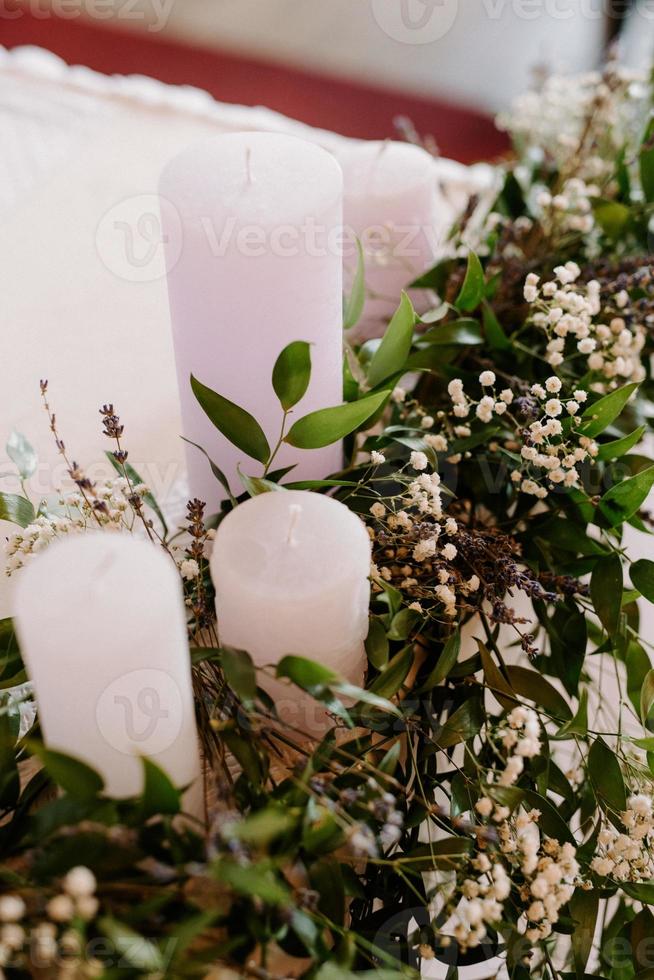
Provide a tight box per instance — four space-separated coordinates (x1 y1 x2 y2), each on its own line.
338 140 439 337
13 534 201 800
211 491 371 732
160 132 345 509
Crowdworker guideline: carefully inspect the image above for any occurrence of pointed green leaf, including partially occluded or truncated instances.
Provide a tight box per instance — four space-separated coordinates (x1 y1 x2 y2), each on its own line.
455 252 485 312
631 559 654 603
191 375 270 464
181 437 235 504
416 629 461 692
343 238 366 330
590 553 623 636
599 464 654 527
0 493 35 528
285 390 389 449
140 758 181 818
239 473 287 497
641 669 654 729
29 745 104 800
367 292 415 387
596 425 646 462
482 301 511 350
6 431 37 480
588 737 627 813
579 382 639 438
420 318 483 346
272 341 312 411
640 118 654 202
221 646 257 706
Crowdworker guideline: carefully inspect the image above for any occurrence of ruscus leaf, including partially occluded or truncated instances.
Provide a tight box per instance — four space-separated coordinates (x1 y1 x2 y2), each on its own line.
191 374 270 465
272 340 312 411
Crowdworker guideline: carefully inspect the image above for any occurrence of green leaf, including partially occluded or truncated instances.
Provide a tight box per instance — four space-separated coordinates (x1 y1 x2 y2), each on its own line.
214 858 290 905
239 472 287 497
599 464 654 527
272 341 312 411
570 889 600 978
436 697 484 749
420 318 483 346
180 437 235 504
6 431 37 480
455 252 485 312
277 655 400 718
640 118 654 202
221 647 257 706
0 493 35 528
285 390 389 449
343 238 366 330
579 382 639 438
632 559 654 603
416 630 461 692
226 806 295 847
588 737 627 813
367 292 415 387
365 617 389 670
367 645 413 701
99 919 165 972
105 452 168 534
596 425 646 462
191 374 270 464
29 745 104 800
590 553 623 637
505 665 572 721
555 689 588 739
482 301 511 350
592 199 630 239
641 669 654 729
140 758 180 818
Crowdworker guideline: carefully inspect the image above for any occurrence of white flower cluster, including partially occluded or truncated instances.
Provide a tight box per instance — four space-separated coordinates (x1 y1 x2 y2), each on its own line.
3 478 152 576
591 792 654 882
496 706 542 786
497 68 649 185
447 373 514 426
0 867 99 972
448 861 511 951
524 266 646 385
512 374 596 499
473 801 579 945
533 177 597 235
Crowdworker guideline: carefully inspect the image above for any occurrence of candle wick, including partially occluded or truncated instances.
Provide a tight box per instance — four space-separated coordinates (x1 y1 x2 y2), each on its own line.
286 504 302 547
376 138 390 161
245 147 253 185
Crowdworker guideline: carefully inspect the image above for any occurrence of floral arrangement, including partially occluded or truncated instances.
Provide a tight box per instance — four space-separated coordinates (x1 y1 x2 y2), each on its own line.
3 60 654 978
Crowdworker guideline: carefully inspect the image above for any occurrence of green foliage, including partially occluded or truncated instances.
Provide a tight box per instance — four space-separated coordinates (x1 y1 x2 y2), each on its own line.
285 390 389 449
0 492 35 528
191 374 271 464
455 251 485 312
343 238 366 330
272 340 312 411
367 292 415 387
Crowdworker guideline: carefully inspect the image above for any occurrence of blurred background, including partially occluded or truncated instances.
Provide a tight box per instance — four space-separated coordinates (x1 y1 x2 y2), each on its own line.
2 0 647 162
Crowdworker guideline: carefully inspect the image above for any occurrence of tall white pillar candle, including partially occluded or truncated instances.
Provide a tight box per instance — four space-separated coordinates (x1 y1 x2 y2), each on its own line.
210 490 371 735
160 132 344 508
337 140 439 340
13 534 201 802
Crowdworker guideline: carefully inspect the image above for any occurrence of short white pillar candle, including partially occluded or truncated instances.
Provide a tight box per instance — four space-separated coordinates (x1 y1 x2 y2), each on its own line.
160 132 345 507
337 140 439 339
210 490 371 734
13 534 201 802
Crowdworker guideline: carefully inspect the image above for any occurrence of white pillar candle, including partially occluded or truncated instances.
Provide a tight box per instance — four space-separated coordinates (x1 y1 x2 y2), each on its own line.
13 534 201 803
337 140 439 340
160 132 344 507
210 490 371 735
